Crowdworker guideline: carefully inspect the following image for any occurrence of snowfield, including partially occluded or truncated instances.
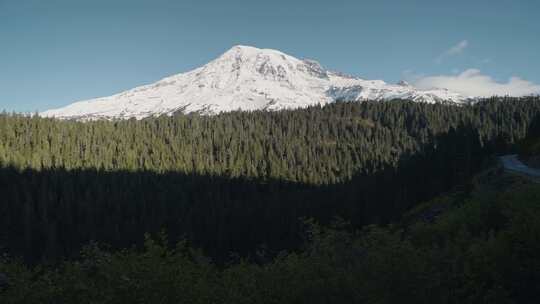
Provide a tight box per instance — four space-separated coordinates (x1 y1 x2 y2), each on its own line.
41 45 471 120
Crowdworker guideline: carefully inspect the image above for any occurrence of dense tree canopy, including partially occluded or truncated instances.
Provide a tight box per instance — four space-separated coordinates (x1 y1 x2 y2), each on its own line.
0 97 536 183
1 168 539 304
0 97 539 264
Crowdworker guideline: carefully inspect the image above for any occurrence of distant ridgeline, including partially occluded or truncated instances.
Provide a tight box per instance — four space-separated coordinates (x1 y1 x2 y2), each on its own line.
0 96 539 263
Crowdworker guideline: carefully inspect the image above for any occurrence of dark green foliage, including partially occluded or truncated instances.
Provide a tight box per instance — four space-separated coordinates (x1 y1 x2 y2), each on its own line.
0 97 539 263
0 97 537 183
1 97 540 302
518 114 540 157
1 175 539 304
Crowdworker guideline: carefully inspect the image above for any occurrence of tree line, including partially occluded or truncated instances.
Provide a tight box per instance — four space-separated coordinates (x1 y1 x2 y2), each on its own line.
0 97 539 263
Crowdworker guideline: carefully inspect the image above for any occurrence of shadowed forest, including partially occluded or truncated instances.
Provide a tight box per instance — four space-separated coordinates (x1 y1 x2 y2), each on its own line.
1 97 540 303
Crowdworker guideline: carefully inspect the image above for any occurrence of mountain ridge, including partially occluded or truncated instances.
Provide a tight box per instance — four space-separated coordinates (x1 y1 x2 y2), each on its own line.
41 45 471 120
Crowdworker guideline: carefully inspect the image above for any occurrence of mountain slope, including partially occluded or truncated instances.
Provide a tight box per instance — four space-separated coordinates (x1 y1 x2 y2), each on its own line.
41 45 470 120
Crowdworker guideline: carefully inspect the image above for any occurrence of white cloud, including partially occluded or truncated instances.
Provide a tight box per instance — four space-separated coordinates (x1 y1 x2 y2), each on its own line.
436 40 468 63
447 40 468 55
413 69 540 97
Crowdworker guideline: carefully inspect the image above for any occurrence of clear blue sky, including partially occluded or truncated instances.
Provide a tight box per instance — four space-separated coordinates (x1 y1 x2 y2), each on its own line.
1 0 539 112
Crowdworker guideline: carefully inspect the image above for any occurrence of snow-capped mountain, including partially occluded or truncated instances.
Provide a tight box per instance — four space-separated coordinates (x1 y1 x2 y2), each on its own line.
41 45 470 120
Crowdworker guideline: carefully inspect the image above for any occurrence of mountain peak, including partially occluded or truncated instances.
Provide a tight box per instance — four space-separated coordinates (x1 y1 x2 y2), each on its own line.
228 44 262 52
220 45 289 60
222 45 260 56
41 46 469 120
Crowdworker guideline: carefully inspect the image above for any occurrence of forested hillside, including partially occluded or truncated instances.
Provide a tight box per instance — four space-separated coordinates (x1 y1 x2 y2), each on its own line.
2 158 539 303
1 97 534 183
0 97 539 264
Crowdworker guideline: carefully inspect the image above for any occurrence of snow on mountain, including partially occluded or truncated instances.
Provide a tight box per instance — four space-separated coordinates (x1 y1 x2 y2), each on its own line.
41 45 471 120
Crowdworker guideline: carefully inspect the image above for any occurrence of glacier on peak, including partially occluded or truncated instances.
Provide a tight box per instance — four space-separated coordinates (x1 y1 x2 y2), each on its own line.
41 45 471 121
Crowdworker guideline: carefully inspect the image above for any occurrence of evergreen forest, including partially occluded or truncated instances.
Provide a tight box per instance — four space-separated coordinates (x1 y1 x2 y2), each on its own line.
1 97 540 303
